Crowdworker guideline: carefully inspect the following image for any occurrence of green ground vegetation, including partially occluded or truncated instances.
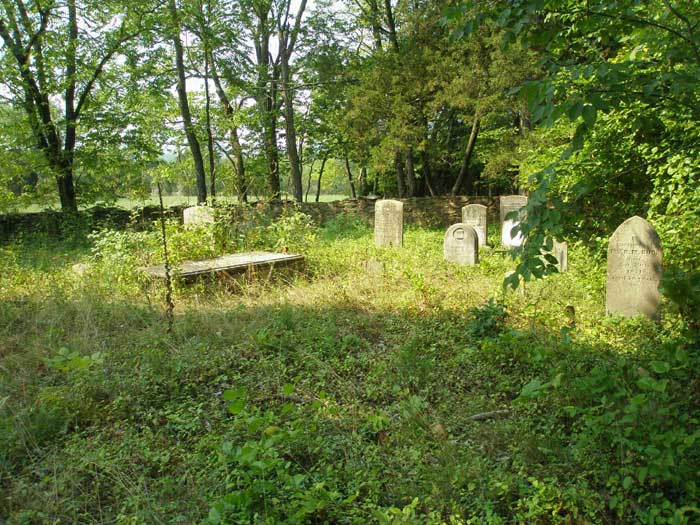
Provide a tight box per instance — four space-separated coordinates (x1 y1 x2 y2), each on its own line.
1 211 698 524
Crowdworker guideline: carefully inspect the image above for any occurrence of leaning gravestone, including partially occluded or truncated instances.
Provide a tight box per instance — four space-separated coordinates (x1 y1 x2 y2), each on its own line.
374 199 403 247
606 216 662 319
183 205 215 225
500 195 528 248
462 204 488 247
444 223 479 266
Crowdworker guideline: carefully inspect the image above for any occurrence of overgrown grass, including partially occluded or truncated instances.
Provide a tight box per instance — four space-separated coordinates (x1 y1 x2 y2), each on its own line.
1 214 698 524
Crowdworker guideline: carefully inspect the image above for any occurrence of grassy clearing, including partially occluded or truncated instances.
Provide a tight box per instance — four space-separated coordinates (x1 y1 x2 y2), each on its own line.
0 215 698 524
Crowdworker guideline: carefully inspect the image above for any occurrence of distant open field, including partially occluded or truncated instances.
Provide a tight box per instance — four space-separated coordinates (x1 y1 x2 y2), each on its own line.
10 194 349 214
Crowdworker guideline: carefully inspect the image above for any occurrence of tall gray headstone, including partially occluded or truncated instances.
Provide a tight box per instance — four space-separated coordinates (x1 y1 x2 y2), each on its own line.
374 199 404 247
183 205 215 225
500 195 528 248
606 216 662 319
461 204 488 247
444 223 479 266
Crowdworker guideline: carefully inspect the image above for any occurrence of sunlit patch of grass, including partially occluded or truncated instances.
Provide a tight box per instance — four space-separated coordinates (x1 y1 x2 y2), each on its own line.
0 216 696 524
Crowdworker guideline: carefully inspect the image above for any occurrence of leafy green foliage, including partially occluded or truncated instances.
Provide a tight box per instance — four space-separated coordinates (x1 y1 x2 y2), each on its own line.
2 221 698 523
466 299 507 338
447 0 700 317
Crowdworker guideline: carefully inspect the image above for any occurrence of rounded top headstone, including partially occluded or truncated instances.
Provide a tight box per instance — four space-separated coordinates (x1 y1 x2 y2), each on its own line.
606 216 662 319
443 223 479 266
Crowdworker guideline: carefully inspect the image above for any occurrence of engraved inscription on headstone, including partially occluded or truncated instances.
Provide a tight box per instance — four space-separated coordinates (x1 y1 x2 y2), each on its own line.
374 200 404 247
462 204 488 247
183 206 215 225
606 216 662 319
500 195 528 248
444 223 479 266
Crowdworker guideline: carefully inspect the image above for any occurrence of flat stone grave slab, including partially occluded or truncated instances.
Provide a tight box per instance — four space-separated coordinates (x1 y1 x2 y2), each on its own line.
141 252 304 280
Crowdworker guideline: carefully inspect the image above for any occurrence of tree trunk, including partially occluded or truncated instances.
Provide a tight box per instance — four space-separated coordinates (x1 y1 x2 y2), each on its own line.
395 150 406 197
344 154 357 198
383 0 400 53
358 166 367 197
231 127 247 203
208 50 247 203
451 115 480 196
369 0 383 51
421 151 435 196
203 50 216 201
168 0 207 204
253 7 280 200
277 0 307 202
280 53 303 202
61 0 79 212
405 148 416 197
56 164 78 212
305 159 316 202
315 153 328 202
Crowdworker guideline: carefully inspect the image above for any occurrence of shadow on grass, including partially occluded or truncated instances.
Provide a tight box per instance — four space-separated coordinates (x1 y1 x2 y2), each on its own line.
1 287 698 523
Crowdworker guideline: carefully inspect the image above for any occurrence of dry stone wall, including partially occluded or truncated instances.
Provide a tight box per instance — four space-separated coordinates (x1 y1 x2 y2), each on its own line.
0 197 501 238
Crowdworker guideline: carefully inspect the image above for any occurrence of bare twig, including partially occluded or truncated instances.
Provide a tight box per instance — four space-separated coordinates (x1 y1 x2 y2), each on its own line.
157 182 175 333
467 409 510 421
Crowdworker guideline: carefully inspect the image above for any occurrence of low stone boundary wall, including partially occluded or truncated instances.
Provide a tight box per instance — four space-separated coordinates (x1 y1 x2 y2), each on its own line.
0 205 188 238
0 196 502 238
291 196 498 228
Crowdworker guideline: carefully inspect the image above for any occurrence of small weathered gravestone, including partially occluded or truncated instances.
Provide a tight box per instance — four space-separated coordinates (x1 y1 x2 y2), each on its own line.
461 204 488 247
553 240 568 273
606 216 662 319
500 195 528 248
183 205 215 225
71 263 90 276
363 257 384 276
444 223 479 266
542 239 568 273
374 199 403 247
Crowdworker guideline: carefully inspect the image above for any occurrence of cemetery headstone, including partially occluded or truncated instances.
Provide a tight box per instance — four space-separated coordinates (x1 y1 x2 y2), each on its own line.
183 205 215 225
542 239 569 273
461 204 488 247
500 195 528 248
374 199 404 247
606 216 662 319
363 257 384 276
443 223 479 265
553 240 568 273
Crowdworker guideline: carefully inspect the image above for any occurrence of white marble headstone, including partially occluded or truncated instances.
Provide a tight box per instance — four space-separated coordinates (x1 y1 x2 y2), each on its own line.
500 195 528 248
